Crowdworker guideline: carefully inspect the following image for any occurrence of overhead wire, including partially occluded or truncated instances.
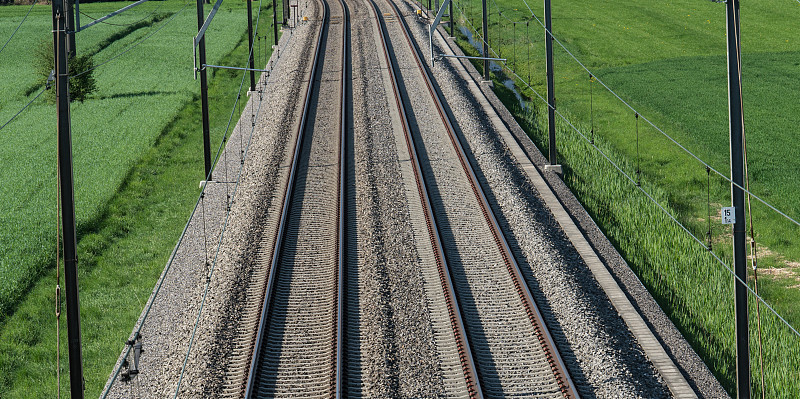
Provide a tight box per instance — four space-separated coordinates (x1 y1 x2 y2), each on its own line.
486 0 800 233
450 0 800 341
71 3 190 79
171 0 297 395
0 2 35 57
100 1 288 395
0 87 47 133
77 0 165 29
76 0 161 32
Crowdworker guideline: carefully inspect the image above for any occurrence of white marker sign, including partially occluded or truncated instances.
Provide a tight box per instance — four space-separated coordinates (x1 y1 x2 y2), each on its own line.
721 207 736 224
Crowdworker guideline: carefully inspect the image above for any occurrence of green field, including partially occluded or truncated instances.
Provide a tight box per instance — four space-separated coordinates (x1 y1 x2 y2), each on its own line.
450 0 800 395
0 0 279 396
0 0 239 321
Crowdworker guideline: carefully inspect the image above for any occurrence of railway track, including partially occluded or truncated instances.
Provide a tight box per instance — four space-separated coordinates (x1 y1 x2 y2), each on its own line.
240 0 350 395
364 0 481 396
369 0 580 396
100 0 698 394
230 0 577 395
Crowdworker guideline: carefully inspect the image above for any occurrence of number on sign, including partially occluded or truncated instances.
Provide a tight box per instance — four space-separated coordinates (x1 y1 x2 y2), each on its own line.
721 206 735 224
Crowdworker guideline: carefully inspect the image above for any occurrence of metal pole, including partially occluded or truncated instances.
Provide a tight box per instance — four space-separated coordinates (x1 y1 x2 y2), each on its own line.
544 0 557 166
75 0 80 37
449 0 454 37
726 0 750 397
273 0 278 45
246 0 256 91
481 0 488 80
196 0 212 180
66 0 76 56
52 0 84 396
283 0 289 25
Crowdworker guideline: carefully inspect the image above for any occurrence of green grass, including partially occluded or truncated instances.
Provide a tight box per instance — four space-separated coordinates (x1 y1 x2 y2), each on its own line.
598 51 800 260
453 0 800 262
0 0 257 323
515 99 800 397
449 0 800 395
0 0 279 396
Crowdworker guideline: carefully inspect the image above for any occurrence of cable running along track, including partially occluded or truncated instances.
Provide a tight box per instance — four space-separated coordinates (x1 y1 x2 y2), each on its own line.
243 0 349 395
371 0 579 396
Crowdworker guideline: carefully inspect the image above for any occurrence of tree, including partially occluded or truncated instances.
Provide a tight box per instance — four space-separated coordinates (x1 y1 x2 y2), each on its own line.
34 39 97 103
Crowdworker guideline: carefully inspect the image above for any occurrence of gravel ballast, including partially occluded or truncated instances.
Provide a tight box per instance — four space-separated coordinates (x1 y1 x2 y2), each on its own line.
346 0 449 396
393 0 726 396
390 0 689 396
435 25 729 398
101 8 320 396
103 0 726 396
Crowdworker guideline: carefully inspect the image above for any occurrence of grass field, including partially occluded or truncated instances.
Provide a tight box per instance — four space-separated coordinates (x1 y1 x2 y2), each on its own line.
0 1 254 321
449 0 800 395
509 98 800 397
454 0 800 260
0 0 279 396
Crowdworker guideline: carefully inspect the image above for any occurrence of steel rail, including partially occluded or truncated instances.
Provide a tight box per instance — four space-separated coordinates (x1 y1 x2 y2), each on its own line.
241 0 333 395
366 0 484 397
383 0 580 397
335 0 350 396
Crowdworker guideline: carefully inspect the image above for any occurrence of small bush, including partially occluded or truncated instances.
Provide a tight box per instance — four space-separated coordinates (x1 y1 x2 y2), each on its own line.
34 39 97 102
